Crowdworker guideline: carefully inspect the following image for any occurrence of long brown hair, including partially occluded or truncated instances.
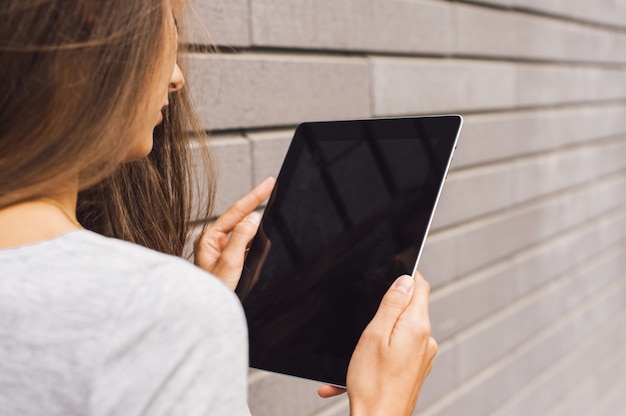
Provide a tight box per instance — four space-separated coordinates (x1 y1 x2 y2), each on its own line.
0 0 215 256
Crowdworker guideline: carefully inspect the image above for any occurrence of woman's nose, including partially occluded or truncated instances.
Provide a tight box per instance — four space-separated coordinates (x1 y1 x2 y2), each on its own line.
169 63 185 92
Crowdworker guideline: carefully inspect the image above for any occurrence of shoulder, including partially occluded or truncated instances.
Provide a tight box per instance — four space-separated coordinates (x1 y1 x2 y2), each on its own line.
58 230 222 289
18 230 246 340
64 230 243 320
63 229 198 273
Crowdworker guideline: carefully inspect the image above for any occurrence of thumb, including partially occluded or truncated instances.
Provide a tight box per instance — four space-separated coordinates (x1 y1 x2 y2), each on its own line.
366 275 414 338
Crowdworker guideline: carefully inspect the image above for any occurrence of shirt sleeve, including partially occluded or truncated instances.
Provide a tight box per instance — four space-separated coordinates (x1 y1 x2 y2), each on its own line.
88 262 251 416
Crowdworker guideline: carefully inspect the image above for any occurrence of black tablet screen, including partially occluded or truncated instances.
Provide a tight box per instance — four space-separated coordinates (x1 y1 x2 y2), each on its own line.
236 116 462 386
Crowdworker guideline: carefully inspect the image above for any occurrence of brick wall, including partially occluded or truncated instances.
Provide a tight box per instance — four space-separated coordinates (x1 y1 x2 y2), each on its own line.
184 1 626 415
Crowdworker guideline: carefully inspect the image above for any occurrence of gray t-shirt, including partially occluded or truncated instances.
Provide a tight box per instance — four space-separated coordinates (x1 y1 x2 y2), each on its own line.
0 230 251 416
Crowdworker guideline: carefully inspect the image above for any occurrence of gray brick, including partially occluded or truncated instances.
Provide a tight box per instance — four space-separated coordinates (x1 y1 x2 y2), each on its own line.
514 209 626 295
559 243 626 311
372 59 626 116
311 399 349 416
593 68 626 101
516 64 591 106
250 0 454 55
510 213 626 290
430 262 516 342
189 139 217 221
184 0 250 46
511 150 583 205
452 111 560 169
187 53 371 131
247 370 344 416
514 0 626 28
473 0 513 6
420 171 626 289
454 5 518 59
558 175 626 231
453 104 626 168
247 129 294 185
455 4 626 63
552 140 626 199
513 151 572 202
371 58 517 116
455 278 564 382
209 135 253 215
513 0 586 21
511 230 580 295
421 198 562 288
516 64 626 107
432 164 514 230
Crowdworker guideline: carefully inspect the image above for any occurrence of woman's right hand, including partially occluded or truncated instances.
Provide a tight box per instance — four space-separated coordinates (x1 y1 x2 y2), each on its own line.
345 272 438 416
194 177 275 291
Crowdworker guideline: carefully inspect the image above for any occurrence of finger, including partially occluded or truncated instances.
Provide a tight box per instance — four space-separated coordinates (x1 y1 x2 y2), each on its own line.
211 177 274 234
364 275 414 339
216 211 261 267
390 272 433 346
413 272 430 316
193 226 229 271
195 225 228 254
211 212 262 290
317 385 346 398
404 271 431 321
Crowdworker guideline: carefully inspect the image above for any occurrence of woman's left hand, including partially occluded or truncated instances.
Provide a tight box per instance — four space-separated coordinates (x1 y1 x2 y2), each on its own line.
194 177 275 291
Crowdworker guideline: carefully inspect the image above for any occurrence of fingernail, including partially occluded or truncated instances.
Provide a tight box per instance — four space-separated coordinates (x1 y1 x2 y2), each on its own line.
393 275 414 294
244 212 262 225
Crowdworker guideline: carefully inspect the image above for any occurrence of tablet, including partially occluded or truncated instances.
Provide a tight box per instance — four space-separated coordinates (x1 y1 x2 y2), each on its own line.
236 115 462 387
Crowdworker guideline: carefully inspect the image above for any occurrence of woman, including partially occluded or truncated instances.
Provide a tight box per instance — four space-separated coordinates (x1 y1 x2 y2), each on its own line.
0 0 437 415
